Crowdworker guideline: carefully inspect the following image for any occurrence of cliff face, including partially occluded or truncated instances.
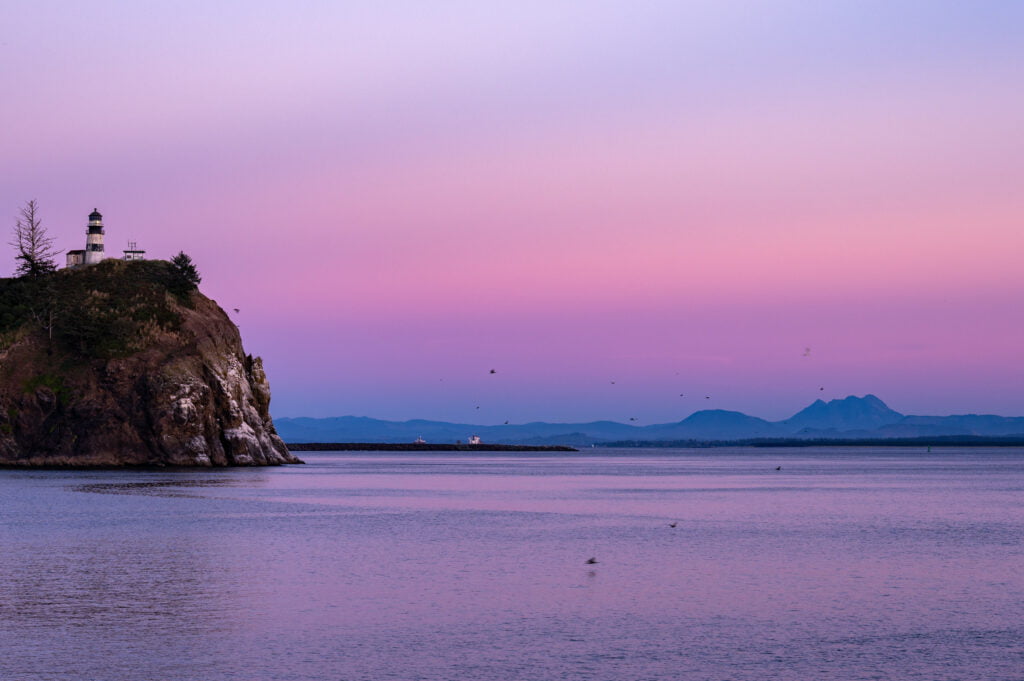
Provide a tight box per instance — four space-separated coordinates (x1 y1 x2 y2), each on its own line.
0 260 300 466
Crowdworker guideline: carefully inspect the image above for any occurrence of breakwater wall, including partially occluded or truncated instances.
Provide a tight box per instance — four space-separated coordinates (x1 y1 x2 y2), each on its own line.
286 442 578 452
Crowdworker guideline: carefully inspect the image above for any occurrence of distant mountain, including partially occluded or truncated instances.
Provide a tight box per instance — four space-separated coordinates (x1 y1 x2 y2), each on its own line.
782 394 904 432
274 395 1024 445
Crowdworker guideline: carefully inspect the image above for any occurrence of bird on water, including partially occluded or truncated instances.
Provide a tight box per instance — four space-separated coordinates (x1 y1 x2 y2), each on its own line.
669 521 677 528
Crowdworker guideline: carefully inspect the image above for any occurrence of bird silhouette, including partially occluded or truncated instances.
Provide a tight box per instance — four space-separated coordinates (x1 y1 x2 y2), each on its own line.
504 420 510 425
629 417 638 422
775 466 782 471
705 395 711 400
585 557 598 565
233 308 240 313
489 369 496 374
819 387 824 391
669 521 677 528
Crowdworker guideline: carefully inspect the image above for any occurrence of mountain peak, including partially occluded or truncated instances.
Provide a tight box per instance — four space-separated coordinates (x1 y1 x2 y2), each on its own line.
784 394 903 432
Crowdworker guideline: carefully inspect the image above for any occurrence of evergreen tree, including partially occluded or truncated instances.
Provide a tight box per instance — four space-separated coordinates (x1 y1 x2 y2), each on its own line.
10 200 60 277
169 251 202 294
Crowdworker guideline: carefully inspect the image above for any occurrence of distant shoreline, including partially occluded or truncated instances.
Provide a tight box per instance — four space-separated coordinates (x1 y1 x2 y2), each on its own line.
285 442 578 452
595 435 1024 448
283 436 1024 453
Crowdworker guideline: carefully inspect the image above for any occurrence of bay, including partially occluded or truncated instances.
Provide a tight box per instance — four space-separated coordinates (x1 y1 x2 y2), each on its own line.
1 447 1022 680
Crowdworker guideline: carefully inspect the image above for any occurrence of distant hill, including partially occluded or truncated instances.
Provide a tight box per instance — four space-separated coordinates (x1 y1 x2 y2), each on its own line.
274 416 636 445
274 395 1024 446
640 410 783 441
873 414 1024 438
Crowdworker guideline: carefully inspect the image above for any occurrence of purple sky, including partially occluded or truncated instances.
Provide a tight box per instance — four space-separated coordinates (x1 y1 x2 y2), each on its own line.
2 1 1022 422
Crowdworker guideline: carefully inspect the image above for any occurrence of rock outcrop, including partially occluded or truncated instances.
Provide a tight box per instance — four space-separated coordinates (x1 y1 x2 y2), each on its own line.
0 259 301 466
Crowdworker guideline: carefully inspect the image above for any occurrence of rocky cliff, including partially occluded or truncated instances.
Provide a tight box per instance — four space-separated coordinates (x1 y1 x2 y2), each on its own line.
0 259 301 466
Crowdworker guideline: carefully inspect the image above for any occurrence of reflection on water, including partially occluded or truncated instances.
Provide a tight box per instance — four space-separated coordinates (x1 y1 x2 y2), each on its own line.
1 448 1022 680
71 477 254 497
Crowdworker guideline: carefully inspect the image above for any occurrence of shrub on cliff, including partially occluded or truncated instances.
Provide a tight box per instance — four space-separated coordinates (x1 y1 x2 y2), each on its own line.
0 259 187 358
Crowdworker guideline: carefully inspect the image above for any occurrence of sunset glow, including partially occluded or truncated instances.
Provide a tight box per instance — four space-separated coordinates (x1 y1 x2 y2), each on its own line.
2 1 1022 421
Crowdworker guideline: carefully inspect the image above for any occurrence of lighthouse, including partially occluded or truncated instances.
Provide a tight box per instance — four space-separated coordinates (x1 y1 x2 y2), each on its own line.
83 209 106 265
65 208 145 268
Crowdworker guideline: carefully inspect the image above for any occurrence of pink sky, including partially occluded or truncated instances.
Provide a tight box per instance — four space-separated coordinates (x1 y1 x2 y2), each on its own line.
2 1 1022 421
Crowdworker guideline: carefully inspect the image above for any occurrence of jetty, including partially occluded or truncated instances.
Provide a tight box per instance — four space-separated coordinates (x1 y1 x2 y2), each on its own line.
285 442 578 452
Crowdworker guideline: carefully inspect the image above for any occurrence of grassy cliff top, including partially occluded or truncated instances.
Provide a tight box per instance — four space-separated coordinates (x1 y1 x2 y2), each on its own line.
0 259 198 359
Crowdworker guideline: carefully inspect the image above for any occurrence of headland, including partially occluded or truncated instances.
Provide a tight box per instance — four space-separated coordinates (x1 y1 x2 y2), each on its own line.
0 258 299 467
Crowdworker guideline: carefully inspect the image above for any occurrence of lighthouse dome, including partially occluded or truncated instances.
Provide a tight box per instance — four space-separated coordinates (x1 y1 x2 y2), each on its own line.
89 209 103 221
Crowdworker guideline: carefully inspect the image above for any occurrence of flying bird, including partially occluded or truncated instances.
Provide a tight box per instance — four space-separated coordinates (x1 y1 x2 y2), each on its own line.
233 308 239 314
489 369 496 374
705 395 711 400
629 417 638 422
775 466 782 471
504 420 510 425
585 557 598 565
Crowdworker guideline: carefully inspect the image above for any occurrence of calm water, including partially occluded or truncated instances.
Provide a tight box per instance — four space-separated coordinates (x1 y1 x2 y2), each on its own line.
1 448 1023 681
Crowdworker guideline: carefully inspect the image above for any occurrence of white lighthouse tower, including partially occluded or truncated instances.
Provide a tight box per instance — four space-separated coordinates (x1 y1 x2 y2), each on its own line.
83 208 107 265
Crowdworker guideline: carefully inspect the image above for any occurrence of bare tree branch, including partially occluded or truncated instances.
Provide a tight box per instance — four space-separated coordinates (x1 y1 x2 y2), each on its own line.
10 199 61 277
